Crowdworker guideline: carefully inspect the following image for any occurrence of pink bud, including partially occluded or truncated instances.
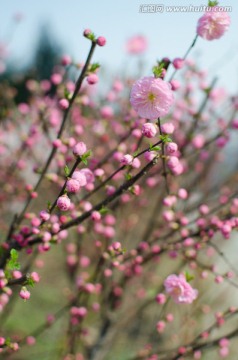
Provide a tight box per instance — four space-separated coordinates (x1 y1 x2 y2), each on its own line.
73 142 87 156
39 210 50 221
173 58 184 69
66 179 81 193
61 54 71 66
97 36 106 46
142 122 158 138
91 211 101 222
19 287 31 300
83 29 92 37
155 293 166 304
161 122 174 134
120 154 133 166
87 74 98 85
57 195 71 211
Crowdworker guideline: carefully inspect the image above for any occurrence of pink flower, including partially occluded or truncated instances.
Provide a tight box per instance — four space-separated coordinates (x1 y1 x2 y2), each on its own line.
57 195 71 211
155 293 166 304
73 142 87 156
39 210 50 221
142 122 158 138
59 98 69 109
170 79 180 91
91 211 101 222
120 154 133 166
66 179 81 193
83 29 92 37
161 122 174 134
164 274 198 304
166 142 178 154
172 58 184 69
72 170 87 186
167 156 179 169
100 106 114 119
87 74 98 85
31 272 40 283
97 36 106 47
197 8 230 41
79 168 95 184
19 287 31 300
61 54 71 66
130 76 174 120
126 35 148 54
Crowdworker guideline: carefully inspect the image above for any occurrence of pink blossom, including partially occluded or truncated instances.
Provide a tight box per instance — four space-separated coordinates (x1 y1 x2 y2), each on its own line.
79 168 95 184
19 287 31 300
164 274 198 304
39 210 50 221
61 54 71 66
87 74 98 85
130 76 174 120
59 98 69 110
66 179 81 193
57 195 71 211
72 170 87 186
120 154 133 166
142 122 158 138
197 8 230 41
73 142 87 156
31 272 40 283
166 142 178 154
131 157 141 168
167 156 179 169
100 106 114 119
91 211 101 222
170 79 180 91
83 29 92 37
161 122 174 134
97 36 106 46
155 293 166 304
156 320 166 333
172 58 184 69
126 35 148 54
26 336 36 346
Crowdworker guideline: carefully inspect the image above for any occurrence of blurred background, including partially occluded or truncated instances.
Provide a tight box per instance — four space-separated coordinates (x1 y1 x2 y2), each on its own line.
1 0 238 92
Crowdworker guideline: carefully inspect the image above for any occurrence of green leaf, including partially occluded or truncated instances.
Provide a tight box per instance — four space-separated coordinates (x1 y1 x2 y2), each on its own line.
7 249 20 271
47 201 52 211
99 207 109 215
133 150 140 157
185 271 194 283
153 61 165 78
208 0 218 6
64 88 71 100
149 143 161 151
88 33 96 41
81 150 92 165
64 165 70 177
26 277 35 288
90 62 100 72
159 134 172 143
5 337 11 347
125 173 132 181
10 249 18 261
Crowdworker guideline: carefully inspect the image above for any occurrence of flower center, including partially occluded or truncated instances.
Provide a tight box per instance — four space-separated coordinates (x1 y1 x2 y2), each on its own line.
147 92 156 102
172 286 182 296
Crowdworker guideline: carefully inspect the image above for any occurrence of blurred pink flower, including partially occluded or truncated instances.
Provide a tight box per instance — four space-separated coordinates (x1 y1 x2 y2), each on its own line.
130 76 174 120
126 35 148 54
164 274 198 304
197 8 230 40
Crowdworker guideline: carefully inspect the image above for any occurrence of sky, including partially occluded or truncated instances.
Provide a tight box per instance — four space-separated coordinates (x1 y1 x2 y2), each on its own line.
1 0 238 93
